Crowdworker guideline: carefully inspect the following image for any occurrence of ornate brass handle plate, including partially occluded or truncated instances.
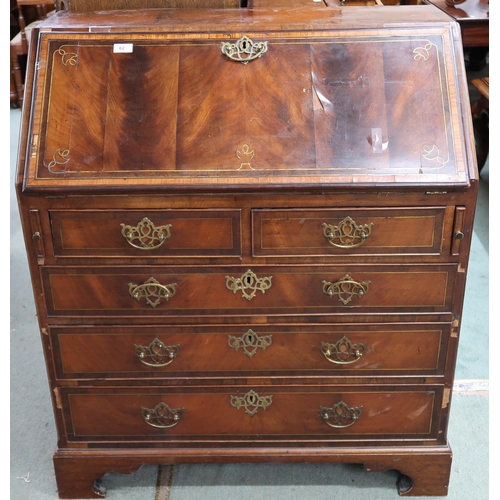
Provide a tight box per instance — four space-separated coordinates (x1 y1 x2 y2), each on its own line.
322 274 370 305
134 338 180 367
221 36 268 64
321 337 366 365
228 329 273 358
121 217 172 250
128 277 177 308
318 401 363 429
141 402 184 428
322 216 373 248
225 269 272 301
230 390 273 416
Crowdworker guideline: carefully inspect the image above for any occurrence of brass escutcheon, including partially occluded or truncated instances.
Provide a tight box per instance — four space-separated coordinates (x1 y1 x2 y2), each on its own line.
128 277 177 308
141 402 184 428
318 401 363 429
225 269 272 301
322 275 370 305
228 329 273 358
321 336 366 365
322 216 373 248
121 217 172 250
134 338 180 367
230 390 273 416
221 36 268 65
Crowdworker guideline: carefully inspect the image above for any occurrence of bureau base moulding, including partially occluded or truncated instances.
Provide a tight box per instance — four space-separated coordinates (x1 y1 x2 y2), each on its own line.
53 446 453 498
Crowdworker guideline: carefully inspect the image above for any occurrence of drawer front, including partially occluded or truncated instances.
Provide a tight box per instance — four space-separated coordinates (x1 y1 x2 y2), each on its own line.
62 386 441 441
51 324 448 378
50 210 241 258
42 265 457 317
252 207 447 257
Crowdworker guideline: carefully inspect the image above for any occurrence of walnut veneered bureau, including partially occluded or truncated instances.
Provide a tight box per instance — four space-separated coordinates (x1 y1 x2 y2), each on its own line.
15 3 478 497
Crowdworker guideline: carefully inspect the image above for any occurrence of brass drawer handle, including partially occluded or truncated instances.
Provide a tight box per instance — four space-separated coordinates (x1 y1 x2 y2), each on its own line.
319 401 363 429
128 277 177 308
322 216 373 248
141 402 184 429
225 269 273 301
322 274 370 305
230 390 273 416
135 338 180 367
121 217 172 250
321 337 366 365
221 36 268 65
228 329 273 358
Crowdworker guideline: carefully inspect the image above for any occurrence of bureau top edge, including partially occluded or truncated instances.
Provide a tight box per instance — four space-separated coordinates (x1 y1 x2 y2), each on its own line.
37 6 456 33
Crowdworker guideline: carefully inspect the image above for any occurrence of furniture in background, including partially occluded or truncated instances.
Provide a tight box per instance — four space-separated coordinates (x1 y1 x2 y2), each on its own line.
471 76 489 171
10 0 20 107
423 0 488 46
10 58 18 108
10 0 55 108
15 4 478 498
423 0 488 69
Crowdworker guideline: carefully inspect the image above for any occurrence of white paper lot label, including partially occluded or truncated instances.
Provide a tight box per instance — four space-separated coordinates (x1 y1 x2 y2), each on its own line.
113 43 133 53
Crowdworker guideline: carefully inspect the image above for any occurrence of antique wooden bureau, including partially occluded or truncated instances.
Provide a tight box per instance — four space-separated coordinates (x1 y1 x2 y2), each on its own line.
15 3 478 498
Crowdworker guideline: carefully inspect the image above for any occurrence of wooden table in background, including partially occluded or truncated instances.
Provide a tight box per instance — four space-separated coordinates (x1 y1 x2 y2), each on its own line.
423 0 489 47
471 77 489 171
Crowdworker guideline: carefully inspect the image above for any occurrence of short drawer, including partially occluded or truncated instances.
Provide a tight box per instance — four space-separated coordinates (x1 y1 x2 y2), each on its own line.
62 385 442 442
49 209 241 258
252 207 448 257
51 324 449 379
42 264 457 317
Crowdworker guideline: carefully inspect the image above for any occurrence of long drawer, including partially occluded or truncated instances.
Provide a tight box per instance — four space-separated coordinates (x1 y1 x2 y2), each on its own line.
61 385 442 442
41 264 457 317
49 209 242 258
51 324 449 378
252 207 449 257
